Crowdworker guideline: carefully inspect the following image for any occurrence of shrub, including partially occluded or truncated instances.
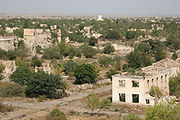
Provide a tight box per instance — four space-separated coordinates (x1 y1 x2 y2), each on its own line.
0 82 25 97
126 31 136 39
81 45 97 58
10 66 32 85
98 56 112 67
74 64 97 84
0 63 5 73
0 103 13 113
88 37 98 46
145 101 180 120
38 95 47 102
103 43 115 54
172 52 178 60
31 56 42 68
64 60 77 76
46 109 67 120
25 72 65 98
169 73 180 98
122 64 129 72
125 113 142 120
149 86 163 99
106 69 118 80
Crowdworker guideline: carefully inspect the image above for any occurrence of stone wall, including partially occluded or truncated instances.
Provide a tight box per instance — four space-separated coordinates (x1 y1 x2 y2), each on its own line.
0 37 15 51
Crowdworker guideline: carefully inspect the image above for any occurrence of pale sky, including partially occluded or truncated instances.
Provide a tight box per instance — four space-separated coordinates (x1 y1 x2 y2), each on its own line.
0 0 180 15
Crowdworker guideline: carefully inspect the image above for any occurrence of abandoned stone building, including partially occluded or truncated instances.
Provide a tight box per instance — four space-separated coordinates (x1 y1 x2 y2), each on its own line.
0 37 15 51
112 58 180 105
23 29 61 54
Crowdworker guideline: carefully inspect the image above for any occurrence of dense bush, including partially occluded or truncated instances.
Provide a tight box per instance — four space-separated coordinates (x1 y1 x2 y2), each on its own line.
10 66 32 85
81 44 98 58
74 64 97 84
10 66 66 98
64 60 77 76
0 82 25 97
31 56 42 68
88 37 98 46
103 43 115 54
105 30 122 40
125 31 136 39
25 72 65 98
46 109 67 120
145 101 180 120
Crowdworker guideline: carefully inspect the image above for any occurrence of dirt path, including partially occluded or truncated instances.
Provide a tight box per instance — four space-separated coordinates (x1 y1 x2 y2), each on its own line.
1 85 112 120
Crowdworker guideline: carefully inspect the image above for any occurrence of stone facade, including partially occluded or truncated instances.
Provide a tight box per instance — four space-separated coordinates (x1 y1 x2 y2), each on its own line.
24 29 61 54
112 58 180 105
0 37 15 51
0 60 16 78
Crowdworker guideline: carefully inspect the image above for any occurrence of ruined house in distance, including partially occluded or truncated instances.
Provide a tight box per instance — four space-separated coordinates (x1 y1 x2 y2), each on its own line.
0 37 15 51
112 58 180 105
23 29 61 54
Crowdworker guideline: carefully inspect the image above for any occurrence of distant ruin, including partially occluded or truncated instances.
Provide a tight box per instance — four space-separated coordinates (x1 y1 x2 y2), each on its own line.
0 37 15 51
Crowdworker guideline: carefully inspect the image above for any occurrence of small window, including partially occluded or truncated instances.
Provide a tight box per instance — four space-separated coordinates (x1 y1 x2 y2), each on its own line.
146 99 150 104
132 94 139 103
119 80 125 87
132 81 139 87
119 93 126 102
147 80 150 87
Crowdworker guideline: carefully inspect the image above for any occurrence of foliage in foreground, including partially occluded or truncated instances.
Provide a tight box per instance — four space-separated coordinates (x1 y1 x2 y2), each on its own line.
145 101 180 120
169 72 180 98
125 113 142 120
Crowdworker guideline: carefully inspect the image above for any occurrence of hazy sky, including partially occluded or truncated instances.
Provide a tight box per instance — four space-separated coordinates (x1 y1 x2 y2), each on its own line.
0 0 180 15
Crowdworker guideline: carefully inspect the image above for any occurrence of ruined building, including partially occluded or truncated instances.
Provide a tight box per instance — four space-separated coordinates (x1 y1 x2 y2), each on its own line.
0 37 15 51
112 58 180 105
24 29 61 54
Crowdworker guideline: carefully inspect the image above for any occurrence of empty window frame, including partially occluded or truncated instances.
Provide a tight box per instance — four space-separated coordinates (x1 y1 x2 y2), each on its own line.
132 94 139 103
119 93 126 102
119 80 126 87
147 80 150 87
146 99 150 104
132 80 139 87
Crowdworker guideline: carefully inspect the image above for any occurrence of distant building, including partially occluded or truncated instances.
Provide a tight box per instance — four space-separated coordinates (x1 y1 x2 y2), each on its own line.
112 58 180 105
97 15 104 21
0 37 15 51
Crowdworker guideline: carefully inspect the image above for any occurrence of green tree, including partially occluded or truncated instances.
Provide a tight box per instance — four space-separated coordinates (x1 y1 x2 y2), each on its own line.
126 31 136 39
74 64 97 84
31 56 42 68
10 66 32 85
64 60 77 76
81 45 97 58
169 73 180 98
106 69 118 80
13 29 24 38
149 86 163 99
103 43 115 54
88 37 98 46
25 72 65 98
172 52 178 60
98 56 112 67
